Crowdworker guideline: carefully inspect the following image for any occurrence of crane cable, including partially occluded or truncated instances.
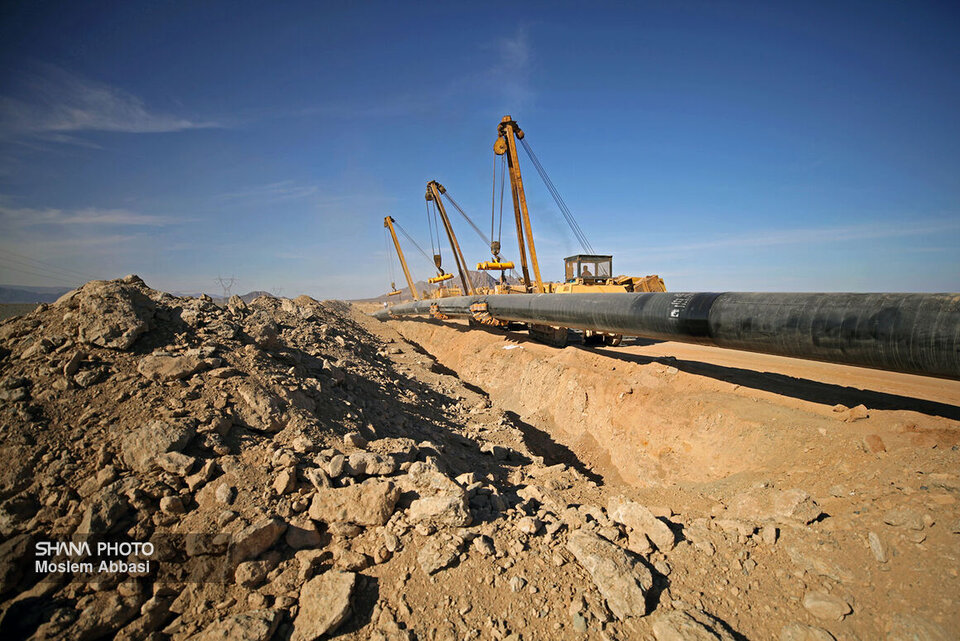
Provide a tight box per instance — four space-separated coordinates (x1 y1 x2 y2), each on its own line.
425 199 442 264
394 220 441 272
519 137 595 254
490 153 507 247
498 154 506 245
425 199 435 256
489 151 513 285
490 154 497 243
383 226 397 288
442 191 490 246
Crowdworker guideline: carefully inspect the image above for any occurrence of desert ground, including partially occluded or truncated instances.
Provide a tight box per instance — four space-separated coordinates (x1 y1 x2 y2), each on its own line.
0 278 957 640
0 305 40 322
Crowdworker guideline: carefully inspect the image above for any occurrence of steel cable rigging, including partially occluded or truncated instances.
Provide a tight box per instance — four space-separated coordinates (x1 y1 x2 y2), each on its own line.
519 137 595 255
394 220 439 272
442 192 490 247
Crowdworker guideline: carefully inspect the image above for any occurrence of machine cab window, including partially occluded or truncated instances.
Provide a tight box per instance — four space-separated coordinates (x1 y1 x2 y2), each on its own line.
564 254 613 283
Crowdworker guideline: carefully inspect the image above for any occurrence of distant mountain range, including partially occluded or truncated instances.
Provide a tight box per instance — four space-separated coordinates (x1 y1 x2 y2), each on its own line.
220 291 275 304
172 290 275 304
0 285 74 303
354 270 520 303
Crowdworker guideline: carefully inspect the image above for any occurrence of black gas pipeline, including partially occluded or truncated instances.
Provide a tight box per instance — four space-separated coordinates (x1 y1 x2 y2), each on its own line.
373 292 960 380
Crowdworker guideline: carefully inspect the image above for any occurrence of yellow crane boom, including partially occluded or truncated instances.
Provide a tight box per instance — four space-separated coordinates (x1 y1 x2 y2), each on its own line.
383 216 419 300
495 115 544 293
426 180 475 296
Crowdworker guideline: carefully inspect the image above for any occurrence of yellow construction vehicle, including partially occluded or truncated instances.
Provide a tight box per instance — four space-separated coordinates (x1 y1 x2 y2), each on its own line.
556 254 665 294
492 115 667 345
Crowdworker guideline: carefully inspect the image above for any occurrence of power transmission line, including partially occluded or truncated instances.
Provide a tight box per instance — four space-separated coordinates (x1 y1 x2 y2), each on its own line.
214 275 238 300
0 260 83 286
0 249 98 283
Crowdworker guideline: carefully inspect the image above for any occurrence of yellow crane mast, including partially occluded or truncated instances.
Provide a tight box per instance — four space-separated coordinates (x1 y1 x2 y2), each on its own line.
383 216 419 301
494 116 544 293
426 180 475 296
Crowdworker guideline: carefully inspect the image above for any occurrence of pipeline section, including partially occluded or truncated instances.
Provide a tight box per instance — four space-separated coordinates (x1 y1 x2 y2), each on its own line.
373 292 960 380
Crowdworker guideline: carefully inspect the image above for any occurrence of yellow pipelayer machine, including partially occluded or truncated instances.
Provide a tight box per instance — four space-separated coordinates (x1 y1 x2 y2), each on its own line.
384 115 666 344
489 115 667 345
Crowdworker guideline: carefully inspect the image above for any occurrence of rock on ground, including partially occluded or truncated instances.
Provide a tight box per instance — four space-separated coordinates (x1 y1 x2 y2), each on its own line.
566 529 653 620
230 518 287 565
121 420 195 473
77 484 130 534
70 592 141 641
138 353 211 381
780 622 836 641
417 536 465 575
607 495 675 551
70 278 156 350
802 591 852 621
651 608 738 641
885 613 952 641
399 461 471 527
186 609 281 641
308 481 399 526
292 571 357 641
235 383 286 432
727 488 822 525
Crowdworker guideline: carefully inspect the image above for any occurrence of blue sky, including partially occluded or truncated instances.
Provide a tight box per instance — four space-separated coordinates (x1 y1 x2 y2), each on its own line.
1 1 958 298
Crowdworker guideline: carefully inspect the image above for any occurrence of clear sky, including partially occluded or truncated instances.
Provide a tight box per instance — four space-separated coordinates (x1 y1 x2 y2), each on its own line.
1 1 958 298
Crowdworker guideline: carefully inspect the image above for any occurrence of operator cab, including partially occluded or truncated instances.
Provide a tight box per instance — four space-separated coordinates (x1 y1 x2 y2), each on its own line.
564 254 613 284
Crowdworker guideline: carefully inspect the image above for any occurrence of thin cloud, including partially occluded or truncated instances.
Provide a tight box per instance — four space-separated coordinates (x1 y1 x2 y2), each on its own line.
293 93 436 120
215 181 396 210
289 29 535 122
495 29 531 72
275 251 307 260
0 63 219 141
217 180 319 201
314 193 396 207
24 233 144 250
632 218 960 257
485 28 534 110
0 204 182 227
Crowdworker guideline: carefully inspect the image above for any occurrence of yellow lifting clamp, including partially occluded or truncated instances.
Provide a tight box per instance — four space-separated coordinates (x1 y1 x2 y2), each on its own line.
429 303 449 320
428 273 454 284
476 261 515 271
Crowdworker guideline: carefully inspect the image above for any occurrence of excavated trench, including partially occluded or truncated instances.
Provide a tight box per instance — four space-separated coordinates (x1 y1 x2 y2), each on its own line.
372 310 960 639
384 317 960 493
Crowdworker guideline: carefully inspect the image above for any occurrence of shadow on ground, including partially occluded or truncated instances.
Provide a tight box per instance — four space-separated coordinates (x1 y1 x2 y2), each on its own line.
388 317 960 421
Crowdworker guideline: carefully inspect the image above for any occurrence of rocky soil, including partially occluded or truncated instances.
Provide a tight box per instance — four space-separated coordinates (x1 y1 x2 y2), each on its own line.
0 277 956 640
